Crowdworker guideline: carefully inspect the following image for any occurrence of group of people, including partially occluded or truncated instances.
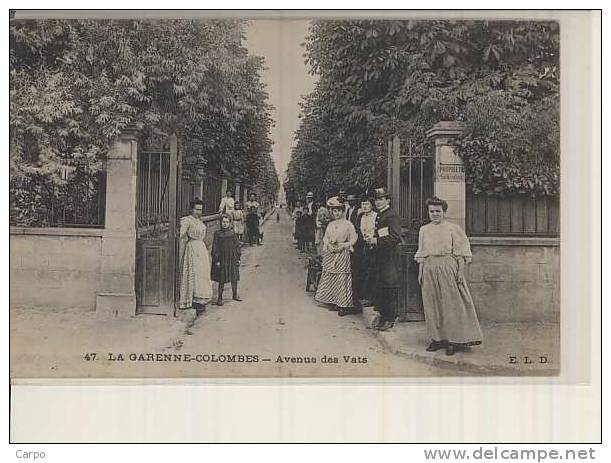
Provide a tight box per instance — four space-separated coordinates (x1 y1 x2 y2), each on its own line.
178 189 266 315
304 187 483 356
218 190 263 246
178 199 242 314
292 192 317 252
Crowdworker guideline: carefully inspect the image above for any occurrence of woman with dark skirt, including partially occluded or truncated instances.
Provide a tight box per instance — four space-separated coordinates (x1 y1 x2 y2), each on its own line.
354 195 378 306
245 206 260 246
211 214 242 306
415 197 483 356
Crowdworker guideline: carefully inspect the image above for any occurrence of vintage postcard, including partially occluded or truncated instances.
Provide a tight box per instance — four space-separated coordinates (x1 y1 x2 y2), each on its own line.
9 10 589 382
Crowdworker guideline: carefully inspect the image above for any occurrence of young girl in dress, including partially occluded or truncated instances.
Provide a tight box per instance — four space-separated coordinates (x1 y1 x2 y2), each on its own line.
231 201 245 242
211 214 242 306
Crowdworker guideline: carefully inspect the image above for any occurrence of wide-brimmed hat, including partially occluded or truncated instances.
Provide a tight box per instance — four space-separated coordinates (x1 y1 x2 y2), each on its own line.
306 191 314 198
326 196 344 208
373 187 391 199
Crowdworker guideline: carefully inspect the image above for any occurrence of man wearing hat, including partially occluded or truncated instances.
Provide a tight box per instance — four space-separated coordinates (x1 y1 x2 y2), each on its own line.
303 192 317 252
365 187 402 331
345 193 360 226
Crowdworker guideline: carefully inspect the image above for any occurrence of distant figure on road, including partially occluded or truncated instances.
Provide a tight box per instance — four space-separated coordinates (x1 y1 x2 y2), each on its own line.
179 198 213 314
415 197 483 356
211 214 242 306
315 196 358 317
276 211 280 223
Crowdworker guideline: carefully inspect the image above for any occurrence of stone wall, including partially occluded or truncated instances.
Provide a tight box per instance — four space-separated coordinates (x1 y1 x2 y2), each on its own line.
467 237 560 323
11 213 223 312
10 228 104 310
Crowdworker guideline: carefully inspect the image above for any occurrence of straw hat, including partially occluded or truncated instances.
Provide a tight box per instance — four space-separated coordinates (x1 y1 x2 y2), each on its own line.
326 196 344 208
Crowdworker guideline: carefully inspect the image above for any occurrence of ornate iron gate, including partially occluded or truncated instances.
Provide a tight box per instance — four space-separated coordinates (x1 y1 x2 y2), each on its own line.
135 134 180 315
388 136 433 322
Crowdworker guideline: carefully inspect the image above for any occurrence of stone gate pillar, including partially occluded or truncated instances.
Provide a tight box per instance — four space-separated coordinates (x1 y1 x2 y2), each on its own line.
426 121 466 229
96 128 139 318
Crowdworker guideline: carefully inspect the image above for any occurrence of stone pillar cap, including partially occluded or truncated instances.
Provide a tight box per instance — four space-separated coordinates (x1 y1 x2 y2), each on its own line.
426 121 466 138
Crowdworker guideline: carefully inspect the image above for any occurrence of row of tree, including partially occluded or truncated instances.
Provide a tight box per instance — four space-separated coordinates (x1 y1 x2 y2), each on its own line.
10 19 279 225
285 20 559 203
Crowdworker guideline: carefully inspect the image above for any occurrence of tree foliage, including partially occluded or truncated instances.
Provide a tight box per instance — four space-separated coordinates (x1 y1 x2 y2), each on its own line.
10 19 278 225
286 20 559 201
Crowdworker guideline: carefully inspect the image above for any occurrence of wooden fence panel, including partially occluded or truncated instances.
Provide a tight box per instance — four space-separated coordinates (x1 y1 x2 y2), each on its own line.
466 189 559 236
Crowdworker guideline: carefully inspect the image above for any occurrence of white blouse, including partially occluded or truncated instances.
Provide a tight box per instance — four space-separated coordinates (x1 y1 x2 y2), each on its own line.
414 221 472 264
323 218 358 252
359 211 377 239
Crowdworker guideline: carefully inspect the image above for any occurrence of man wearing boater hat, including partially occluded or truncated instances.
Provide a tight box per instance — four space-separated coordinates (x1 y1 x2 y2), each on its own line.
364 187 402 331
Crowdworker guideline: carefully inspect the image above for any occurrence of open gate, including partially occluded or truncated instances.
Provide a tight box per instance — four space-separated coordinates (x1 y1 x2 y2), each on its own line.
388 136 433 322
135 134 180 315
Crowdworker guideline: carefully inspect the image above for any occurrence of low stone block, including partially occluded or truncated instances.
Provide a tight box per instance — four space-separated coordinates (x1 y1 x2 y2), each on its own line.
96 293 136 319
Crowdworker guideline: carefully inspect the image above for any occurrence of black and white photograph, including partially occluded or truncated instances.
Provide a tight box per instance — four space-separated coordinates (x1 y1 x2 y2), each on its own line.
9 10 576 382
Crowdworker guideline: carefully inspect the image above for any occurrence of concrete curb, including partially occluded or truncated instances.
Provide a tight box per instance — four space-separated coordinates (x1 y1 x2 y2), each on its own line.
358 309 559 376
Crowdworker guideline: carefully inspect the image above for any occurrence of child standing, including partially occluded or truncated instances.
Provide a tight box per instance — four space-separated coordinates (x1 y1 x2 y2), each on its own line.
211 214 242 306
231 201 245 242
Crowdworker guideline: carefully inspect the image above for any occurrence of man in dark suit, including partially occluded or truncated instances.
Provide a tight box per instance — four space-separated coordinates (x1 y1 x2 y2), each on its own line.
365 187 402 331
345 194 360 225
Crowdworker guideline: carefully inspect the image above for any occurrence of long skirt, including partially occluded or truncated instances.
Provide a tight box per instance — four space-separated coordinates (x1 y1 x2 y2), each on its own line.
179 240 213 309
421 255 483 345
315 248 353 308
233 219 244 235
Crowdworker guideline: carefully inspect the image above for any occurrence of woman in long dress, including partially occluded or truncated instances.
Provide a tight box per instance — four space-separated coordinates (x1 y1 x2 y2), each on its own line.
314 196 358 316
179 198 213 313
415 197 483 356
354 196 377 305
